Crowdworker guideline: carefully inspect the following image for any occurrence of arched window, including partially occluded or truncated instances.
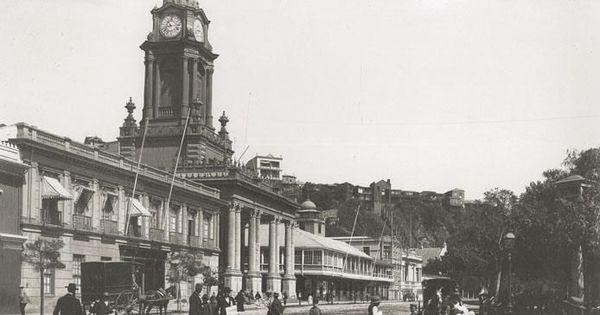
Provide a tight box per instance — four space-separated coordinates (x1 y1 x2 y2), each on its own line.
159 58 181 113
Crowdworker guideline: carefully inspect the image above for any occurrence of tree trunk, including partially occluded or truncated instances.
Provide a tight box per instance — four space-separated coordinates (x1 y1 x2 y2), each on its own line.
40 268 44 315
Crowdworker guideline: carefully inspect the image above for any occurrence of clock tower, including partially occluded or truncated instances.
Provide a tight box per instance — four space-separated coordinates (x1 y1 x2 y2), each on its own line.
118 0 233 170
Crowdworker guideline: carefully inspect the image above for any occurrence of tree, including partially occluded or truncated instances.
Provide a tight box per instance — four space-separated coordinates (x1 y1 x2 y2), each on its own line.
167 251 207 311
22 238 66 315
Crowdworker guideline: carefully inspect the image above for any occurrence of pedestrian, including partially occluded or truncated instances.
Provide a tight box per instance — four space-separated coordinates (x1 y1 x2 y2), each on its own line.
307 294 313 306
208 295 218 315
297 292 302 305
53 283 84 315
308 298 322 315
235 290 245 312
217 288 235 315
200 295 211 315
90 292 112 315
268 292 284 315
368 295 382 315
282 291 288 306
189 283 203 315
18 285 30 315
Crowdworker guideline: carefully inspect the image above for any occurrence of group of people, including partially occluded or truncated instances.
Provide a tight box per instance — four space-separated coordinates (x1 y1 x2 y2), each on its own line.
424 287 475 315
189 285 287 315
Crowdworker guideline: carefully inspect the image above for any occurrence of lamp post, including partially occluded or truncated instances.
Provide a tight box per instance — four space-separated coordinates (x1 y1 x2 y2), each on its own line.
503 232 515 315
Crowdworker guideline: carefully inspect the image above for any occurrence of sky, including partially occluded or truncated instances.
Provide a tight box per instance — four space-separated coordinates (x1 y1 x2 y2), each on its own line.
1 0 600 200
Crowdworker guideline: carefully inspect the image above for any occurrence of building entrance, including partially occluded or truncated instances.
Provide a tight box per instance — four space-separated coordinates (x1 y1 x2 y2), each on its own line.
119 246 167 291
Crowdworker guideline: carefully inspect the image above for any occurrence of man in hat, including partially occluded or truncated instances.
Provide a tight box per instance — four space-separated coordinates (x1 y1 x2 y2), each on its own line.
18 285 30 315
309 298 322 315
53 283 84 315
90 292 112 315
189 283 203 315
268 292 284 315
368 296 382 315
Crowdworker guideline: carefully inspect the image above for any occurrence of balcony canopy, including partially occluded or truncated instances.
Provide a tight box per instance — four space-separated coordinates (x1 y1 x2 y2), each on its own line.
42 176 72 200
128 198 152 217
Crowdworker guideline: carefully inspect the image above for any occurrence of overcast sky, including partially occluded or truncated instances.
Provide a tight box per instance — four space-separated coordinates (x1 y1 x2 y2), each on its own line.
2 0 599 199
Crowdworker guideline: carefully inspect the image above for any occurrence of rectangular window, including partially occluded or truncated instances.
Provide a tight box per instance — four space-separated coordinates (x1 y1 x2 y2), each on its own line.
150 199 162 228
74 187 94 214
102 192 117 219
43 267 54 295
101 256 112 261
314 251 322 265
363 247 371 256
304 251 313 265
318 223 322 234
72 255 85 288
295 250 302 264
170 214 178 233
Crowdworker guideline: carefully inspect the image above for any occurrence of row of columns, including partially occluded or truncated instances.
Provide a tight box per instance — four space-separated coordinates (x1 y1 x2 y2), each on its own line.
224 203 296 295
143 56 213 127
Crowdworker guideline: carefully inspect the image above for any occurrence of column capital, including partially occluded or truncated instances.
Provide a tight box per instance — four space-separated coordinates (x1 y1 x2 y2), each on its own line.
206 66 214 75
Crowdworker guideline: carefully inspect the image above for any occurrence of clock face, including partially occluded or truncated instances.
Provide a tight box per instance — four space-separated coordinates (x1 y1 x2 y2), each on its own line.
160 14 182 38
193 18 204 42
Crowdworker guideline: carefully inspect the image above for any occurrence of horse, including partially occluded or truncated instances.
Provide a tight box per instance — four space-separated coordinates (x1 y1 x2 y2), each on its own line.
141 285 176 315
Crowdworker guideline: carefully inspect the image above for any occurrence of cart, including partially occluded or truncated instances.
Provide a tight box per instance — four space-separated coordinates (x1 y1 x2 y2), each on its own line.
81 261 145 315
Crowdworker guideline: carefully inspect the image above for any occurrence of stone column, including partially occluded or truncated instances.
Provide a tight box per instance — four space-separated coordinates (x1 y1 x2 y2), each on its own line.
234 207 241 271
255 212 261 272
144 57 154 121
198 209 204 246
246 210 261 293
224 204 242 292
181 57 189 121
267 216 281 292
282 221 297 299
205 67 214 128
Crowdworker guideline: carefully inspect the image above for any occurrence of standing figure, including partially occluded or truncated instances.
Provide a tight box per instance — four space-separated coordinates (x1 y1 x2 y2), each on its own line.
297 292 302 305
307 294 313 306
18 285 30 315
189 283 203 315
268 293 284 315
235 290 245 312
53 283 84 315
309 299 322 315
282 291 288 306
368 296 382 315
208 296 218 315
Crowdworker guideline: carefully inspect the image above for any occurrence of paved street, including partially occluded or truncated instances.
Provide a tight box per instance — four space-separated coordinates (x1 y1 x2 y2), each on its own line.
235 301 414 315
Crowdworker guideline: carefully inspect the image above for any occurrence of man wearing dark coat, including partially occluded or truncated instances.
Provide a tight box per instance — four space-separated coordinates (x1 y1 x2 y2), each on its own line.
53 283 84 315
189 283 203 315
268 292 284 315
235 290 245 312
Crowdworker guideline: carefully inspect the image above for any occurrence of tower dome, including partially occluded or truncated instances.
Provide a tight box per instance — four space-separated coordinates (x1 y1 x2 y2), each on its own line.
300 200 317 210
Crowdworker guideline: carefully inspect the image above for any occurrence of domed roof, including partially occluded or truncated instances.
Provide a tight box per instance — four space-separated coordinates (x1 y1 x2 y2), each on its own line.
300 200 317 210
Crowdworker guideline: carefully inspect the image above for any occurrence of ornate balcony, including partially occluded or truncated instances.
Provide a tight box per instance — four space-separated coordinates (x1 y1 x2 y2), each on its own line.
73 214 92 231
100 219 119 234
40 209 62 226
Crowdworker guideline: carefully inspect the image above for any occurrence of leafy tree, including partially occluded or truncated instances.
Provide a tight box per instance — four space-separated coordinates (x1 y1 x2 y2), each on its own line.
22 238 66 315
167 251 209 310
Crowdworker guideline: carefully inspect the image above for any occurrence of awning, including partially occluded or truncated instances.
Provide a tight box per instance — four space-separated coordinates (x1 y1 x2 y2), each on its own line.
128 198 152 217
42 176 72 200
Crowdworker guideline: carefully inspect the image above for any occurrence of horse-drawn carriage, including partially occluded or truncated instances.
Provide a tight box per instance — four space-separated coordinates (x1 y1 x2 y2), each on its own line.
81 261 174 315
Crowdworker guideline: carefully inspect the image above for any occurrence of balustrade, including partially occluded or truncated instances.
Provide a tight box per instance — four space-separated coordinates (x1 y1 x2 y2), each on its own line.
100 219 118 234
40 209 62 226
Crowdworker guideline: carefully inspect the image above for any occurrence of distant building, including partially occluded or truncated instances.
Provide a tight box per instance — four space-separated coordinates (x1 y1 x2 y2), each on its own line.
288 201 394 301
246 154 283 180
415 244 447 280
332 235 424 301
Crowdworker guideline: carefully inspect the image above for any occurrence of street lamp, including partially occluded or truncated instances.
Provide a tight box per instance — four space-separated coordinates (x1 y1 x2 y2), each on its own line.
503 232 515 315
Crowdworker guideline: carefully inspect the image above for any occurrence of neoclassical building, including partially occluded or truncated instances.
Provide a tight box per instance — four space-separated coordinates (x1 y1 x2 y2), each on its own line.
109 0 300 296
1 123 225 313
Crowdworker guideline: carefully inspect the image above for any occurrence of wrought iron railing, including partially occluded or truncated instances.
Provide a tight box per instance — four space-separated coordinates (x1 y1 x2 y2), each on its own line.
73 214 92 230
100 219 119 234
40 209 62 226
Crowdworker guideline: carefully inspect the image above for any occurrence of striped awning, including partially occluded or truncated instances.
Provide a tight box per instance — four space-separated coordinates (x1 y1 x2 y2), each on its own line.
42 176 72 200
128 198 152 217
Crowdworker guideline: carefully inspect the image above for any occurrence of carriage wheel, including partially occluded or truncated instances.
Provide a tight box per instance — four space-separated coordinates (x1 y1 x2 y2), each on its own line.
116 290 139 315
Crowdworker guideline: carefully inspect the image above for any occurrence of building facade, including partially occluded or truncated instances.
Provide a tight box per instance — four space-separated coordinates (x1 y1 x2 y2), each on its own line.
0 141 28 313
109 0 301 297
2 123 225 313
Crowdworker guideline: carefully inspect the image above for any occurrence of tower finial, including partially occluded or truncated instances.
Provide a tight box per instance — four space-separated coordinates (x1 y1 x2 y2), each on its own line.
218 111 229 139
123 97 137 127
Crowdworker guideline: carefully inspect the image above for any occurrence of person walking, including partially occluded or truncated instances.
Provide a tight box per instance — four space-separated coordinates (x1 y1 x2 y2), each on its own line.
297 292 302 305
308 298 322 315
18 285 30 315
53 283 84 315
268 293 284 315
282 291 288 306
89 292 112 315
189 283 203 315
368 296 382 315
